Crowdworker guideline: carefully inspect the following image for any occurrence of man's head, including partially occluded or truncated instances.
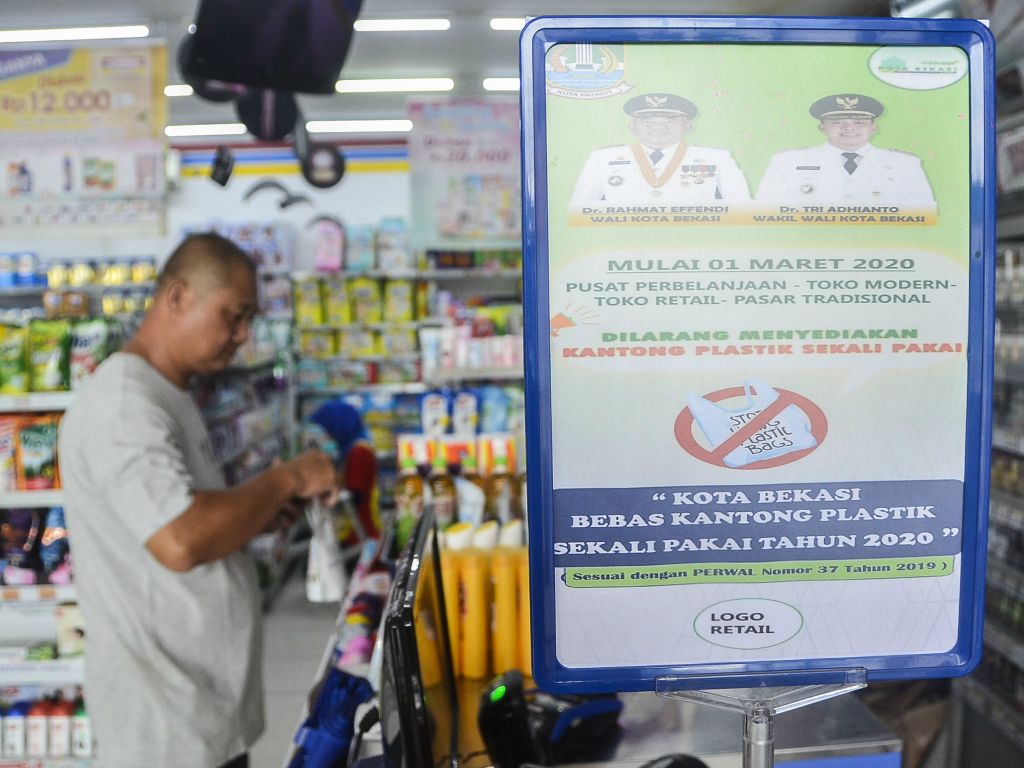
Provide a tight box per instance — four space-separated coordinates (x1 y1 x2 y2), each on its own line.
624 92 697 150
152 233 258 376
809 93 884 152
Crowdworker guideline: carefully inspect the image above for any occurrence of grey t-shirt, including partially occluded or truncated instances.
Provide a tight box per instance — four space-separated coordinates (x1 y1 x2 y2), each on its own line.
58 353 264 768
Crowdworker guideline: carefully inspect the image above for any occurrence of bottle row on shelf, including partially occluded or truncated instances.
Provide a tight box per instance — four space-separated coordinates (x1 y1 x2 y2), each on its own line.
0 688 93 760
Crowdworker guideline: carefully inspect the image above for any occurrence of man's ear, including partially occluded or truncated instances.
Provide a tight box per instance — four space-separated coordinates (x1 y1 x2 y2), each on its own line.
163 278 194 314
680 120 693 136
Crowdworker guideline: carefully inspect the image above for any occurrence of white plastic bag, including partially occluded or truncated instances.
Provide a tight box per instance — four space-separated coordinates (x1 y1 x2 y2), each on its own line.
306 499 347 603
686 377 816 468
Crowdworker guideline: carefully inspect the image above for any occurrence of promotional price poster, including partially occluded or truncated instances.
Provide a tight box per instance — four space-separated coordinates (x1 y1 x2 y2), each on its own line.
408 98 522 250
0 44 167 234
526 23 993 688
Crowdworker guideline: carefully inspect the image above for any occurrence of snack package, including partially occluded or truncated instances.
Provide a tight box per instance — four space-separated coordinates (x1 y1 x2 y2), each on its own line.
0 416 19 491
1 508 42 575
40 507 69 578
377 359 420 384
348 278 382 324
297 359 328 389
294 279 325 326
383 279 414 323
259 276 294 320
0 325 29 394
70 319 112 389
325 359 373 388
16 416 60 490
313 219 345 272
321 277 351 326
346 225 376 271
29 320 71 392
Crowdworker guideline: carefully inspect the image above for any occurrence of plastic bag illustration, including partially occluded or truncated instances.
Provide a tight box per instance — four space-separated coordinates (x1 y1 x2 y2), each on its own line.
686 377 817 467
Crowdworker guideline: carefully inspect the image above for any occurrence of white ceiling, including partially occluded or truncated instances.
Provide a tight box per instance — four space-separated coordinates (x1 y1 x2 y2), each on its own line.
0 0 893 131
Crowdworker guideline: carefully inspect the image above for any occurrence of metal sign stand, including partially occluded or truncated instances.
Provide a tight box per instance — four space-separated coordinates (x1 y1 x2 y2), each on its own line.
655 669 867 768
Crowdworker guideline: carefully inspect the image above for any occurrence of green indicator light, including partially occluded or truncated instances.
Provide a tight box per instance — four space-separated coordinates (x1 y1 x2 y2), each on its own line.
490 685 507 703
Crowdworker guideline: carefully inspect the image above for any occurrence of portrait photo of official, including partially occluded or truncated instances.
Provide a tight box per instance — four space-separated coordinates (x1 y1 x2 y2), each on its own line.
755 93 936 208
568 92 752 210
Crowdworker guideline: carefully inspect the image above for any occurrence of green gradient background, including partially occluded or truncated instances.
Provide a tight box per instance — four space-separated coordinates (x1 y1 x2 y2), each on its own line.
544 44 971 265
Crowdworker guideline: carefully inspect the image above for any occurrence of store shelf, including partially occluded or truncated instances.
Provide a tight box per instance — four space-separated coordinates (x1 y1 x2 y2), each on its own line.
985 620 1024 669
298 382 428 397
0 584 75 603
0 392 74 412
298 353 420 364
990 488 1024 534
202 401 249 424
995 360 1024 382
297 319 446 333
422 366 525 383
221 353 281 374
0 489 64 507
0 281 155 296
955 676 1024 754
989 560 1024 598
294 268 520 281
993 426 1024 457
0 657 84 685
219 427 285 467
0 759 96 768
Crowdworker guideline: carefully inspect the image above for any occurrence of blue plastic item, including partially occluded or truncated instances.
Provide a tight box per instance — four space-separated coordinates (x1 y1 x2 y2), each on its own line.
287 668 374 768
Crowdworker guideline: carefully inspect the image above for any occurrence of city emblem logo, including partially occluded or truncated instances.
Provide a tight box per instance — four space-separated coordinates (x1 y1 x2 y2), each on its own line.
545 43 634 99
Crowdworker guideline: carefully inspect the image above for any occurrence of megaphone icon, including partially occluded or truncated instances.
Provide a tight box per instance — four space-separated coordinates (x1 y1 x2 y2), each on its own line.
550 313 576 337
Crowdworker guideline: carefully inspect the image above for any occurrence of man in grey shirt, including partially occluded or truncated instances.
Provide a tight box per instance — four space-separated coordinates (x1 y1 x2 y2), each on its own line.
59 234 338 768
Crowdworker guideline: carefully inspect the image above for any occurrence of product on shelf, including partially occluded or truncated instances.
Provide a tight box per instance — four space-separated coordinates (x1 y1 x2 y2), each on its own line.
383 279 414 322
346 225 376 271
377 328 417 355
313 219 345 273
376 218 413 271
0 690 94 759
260 275 294 320
40 507 71 583
69 318 116 389
1 508 42 584
294 278 325 326
429 453 458 530
348 277 382 324
28 320 71 392
0 326 29 394
321 276 351 325
299 330 337 359
377 358 420 384
340 327 375 358
15 415 60 490
452 389 481 436
420 391 451 438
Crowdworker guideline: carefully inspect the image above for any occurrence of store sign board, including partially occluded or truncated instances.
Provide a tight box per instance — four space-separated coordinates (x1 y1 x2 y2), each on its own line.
521 17 995 691
408 98 522 250
0 42 167 234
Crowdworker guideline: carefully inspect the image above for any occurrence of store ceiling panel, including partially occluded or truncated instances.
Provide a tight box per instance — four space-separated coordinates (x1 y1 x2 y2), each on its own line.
0 0 888 133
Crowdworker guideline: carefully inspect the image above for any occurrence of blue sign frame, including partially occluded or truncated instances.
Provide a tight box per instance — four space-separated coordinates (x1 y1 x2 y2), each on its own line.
521 16 995 692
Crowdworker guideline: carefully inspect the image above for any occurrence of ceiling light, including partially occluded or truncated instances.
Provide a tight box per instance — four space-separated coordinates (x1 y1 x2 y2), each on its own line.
0 25 149 43
306 119 413 133
335 78 454 93
165 123 246 137
490 18 526 31
353 19 450 32
483 78 520 91
164 84 194 98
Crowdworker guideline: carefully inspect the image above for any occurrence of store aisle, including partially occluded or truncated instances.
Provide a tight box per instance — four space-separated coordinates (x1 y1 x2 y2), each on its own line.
251 576 340 768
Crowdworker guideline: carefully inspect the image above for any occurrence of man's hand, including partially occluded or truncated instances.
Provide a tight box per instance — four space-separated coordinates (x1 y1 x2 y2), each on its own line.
261 498 306 534
285 450 340 504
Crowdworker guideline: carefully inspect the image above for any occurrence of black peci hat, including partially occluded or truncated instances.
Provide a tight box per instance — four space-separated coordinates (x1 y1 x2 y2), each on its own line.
623 93 697 119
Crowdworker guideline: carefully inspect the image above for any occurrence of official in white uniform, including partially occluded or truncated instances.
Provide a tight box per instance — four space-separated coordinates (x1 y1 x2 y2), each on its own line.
569 92 751 209
755 93 936 208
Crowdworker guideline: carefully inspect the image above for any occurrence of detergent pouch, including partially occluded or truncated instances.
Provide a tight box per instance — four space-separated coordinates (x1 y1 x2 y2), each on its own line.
70 319 112 389
479 386 510 433
0 326 29 394
420 391 451 438
29 320 71 392
451 389 481 437
686 377 816 468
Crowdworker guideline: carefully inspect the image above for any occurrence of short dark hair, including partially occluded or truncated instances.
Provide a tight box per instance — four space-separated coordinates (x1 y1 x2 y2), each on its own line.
157 233 256 294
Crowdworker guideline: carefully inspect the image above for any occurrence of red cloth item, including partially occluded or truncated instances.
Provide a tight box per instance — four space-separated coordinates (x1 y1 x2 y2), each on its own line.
343 441 378 539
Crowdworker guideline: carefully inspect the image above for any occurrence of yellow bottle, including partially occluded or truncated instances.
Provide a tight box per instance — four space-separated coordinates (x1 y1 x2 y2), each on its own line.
439 548 462 678
461 453 488 495
490 547 519 675
394 457 424 548
429 454 458 530
513 547 532 678
459 547 491 680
